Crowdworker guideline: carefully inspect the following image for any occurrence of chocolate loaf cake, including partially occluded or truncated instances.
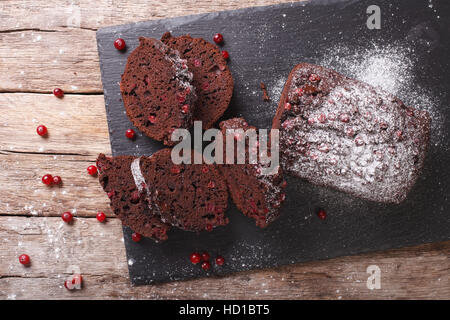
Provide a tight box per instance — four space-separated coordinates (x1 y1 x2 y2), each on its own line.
272 63 431 204
161 32 234 129
219 118 286 228
120 37 197 146
97 154 170 241
142 149 229 232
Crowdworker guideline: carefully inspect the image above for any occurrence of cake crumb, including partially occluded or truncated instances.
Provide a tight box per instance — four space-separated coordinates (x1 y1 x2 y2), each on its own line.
260 82 270 101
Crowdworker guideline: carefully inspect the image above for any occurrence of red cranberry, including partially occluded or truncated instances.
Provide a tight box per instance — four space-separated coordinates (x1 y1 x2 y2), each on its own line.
181 104 189 114
317 209 327 220
201 252 210 261
96 212 106 223
171 166 180 174
221 50 229 60
107 190 115 199
205 224 213 232
42 174 53 185
36 125 48 136
190 252 201 264
284 103 292 111
215 256 225 266
201 261 211 271
213 33 224 44
309 74 321 82
53 175 62 185
132 232 142 242
72 274 83 286
53 88 64 98
62 211 73 223
87 165 97 176
207 181 215 189
125 129 135 139
318 113 327 123
19 254 30 265
148 115 157 124
114 38 126 50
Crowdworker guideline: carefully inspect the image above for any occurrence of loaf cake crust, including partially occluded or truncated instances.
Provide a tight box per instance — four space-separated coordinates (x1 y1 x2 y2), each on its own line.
219 118 286 227
120 37 197 146
161 32 234 129
272 63 431 204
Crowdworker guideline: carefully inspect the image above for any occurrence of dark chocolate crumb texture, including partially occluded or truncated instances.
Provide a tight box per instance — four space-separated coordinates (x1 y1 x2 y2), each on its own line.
272 63 431 204
219 118 286 228
97 149 229 239
120 37 197 146
161 32 234 130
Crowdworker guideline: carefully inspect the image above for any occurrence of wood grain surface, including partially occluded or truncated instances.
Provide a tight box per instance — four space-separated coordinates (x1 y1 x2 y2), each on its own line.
0 0 448 300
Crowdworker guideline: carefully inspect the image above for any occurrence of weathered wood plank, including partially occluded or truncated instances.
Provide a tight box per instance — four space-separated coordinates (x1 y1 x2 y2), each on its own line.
0 216 448 299
0 93 110 155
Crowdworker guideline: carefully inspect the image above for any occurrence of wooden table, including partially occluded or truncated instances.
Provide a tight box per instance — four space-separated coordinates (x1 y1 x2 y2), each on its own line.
0 0 448 300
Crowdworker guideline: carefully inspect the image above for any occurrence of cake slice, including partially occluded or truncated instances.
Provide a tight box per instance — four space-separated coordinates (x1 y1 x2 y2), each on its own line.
272 63 431 204
97 153 170 241
142 149 229 232
120 37 197 146
219 118 286 228
161 32 234 129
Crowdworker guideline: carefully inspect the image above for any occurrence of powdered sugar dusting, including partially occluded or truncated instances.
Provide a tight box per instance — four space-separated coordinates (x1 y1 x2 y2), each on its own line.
317 43 445 146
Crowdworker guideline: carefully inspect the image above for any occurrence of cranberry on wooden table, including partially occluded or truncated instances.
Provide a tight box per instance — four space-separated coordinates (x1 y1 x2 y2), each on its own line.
41 174 53 185
36 125 48 136
53 88 64 98
201 252 210 262
96 212 106 223
52 175 62 185
19 254 30 265
62 211 73 223
87 165 97 176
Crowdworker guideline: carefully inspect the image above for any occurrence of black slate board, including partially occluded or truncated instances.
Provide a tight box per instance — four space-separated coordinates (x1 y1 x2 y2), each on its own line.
96 0 450 285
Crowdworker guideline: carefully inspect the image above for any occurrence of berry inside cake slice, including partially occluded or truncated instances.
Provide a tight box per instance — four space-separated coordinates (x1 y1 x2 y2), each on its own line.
272 62 431 204
161 32 234 130
120 37 197 146
219 118 286 228
141 148 229 232
97 154 170 241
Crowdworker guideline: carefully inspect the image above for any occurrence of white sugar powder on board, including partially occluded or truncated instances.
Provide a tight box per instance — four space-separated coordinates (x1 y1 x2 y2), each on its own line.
317 43 445 147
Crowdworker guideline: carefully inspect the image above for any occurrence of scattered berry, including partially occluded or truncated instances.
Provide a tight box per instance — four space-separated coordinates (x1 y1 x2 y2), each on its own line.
221 50 229 60
52 175 62 185
125 129 135 139
19 254 30 265
114 38 126 50
62 211 73 223
42 174 53 185
72 274 83 286
190 252 201 264
213 33 224 44
317 209 327 220
36 125 48 136
132 232 142 242
64 280 72 290
87 165 97 176
215 256 225 266
53 88 64 98
201 261 211 271
201 252 210 262
96 211 106 223
107 190 115 199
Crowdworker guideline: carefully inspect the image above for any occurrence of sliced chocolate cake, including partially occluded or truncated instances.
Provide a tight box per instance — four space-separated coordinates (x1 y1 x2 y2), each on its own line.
141 148 229 232
272 63 431 204
161 32 234 129
219 118 286 228
120 37 197 146
97 153 170 241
